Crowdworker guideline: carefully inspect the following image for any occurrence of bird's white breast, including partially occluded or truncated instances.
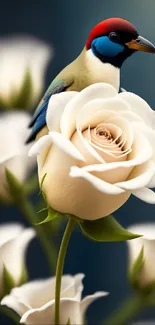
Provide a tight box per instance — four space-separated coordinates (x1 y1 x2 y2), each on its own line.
85 49 120 91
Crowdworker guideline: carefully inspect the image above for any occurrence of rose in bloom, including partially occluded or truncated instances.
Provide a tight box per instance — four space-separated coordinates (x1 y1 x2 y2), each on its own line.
29 83 155 220
0 36 52 108
1 273 108 324
127 223 155 288
0 223 35 297
0 112 36 201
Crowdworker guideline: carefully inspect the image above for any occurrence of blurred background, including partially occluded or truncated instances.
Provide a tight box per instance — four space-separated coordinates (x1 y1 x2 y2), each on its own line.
0 0 155 323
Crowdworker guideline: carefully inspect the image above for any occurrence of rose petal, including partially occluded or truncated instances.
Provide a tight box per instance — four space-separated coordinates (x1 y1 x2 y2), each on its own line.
46 92 78 132
76 97 130 132
61 83 117 138
1 295 27 317
49 132 85 162
70 166 125 195
116 161 155 190
132 187 155 203
20 299 82 325
1 228 35 284
118 92 155 128
0 223 23 247
28 135 51 157
81 291 108 314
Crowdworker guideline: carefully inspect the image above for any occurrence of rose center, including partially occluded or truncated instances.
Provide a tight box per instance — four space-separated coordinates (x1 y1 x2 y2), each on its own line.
96 126 113 142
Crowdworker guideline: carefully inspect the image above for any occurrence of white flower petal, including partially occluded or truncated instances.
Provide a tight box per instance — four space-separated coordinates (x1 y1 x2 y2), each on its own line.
0 36 52 103
49 132 85 161
116 162 155 190
0 223 23 246
28 135 51 157
76 97 130 133
61 83 117 138
127 224 155 287
70 166 125 195
1 228 35 284
20 298 82 325
132 187 155 204
118 92 155 128
1 295 27 317
81 291 109 314
128 223 155 240
47 92 78 132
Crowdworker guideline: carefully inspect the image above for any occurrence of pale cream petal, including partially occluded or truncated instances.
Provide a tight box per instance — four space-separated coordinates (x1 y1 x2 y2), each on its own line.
71 129 104 164
0 36 52 102
61 83 117 138
12 275 81 309
1 295 27 317
20 299 82 325
116 161 155 190
49 132 85 161
1 228 35 284
76 97 130 134
81 291 108 314
132 187 155 203
81 131 152 174
70 166 125 195
127 224 155 287
0 223 23 246
40 144 130 219
28 135 51 157
118 92 155 128
46 92 78 132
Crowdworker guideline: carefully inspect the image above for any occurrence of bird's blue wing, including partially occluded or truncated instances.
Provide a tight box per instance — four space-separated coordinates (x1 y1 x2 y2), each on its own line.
26 79 70 143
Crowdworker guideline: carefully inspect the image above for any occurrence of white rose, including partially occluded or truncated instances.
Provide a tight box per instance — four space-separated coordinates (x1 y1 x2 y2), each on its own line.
127 223 155 288
0 36 52 106
1 273 108 324
0 223 35 297
0 112 36 200
29 83 155 220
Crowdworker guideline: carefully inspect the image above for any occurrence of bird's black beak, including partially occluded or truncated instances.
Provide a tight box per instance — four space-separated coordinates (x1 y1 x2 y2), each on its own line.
126 36 155 53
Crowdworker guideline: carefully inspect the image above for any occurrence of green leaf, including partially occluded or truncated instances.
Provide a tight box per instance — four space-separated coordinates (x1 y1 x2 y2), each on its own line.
3 266 16 295
35 208 62 225
129 247 144 287
40 173 47 190
11 69 33 109
77 215 142 242
5 168 23 200
19 264 28 286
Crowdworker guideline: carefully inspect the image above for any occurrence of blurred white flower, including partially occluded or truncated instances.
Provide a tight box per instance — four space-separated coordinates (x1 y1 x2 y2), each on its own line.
1 274 108 324
127 223 155 288
0 112 36 200
0 35 52 107
0 223 35 297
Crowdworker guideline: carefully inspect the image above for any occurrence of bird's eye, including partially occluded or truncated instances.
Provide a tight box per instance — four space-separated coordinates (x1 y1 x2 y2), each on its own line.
109 32 120 42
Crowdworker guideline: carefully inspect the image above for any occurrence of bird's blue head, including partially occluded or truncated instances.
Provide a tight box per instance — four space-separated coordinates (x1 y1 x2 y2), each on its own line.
86 18 155 68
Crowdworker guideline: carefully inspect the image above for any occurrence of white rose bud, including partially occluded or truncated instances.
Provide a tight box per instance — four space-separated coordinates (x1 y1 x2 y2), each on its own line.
0 223 35 297
0 112 36 201
29 83 155 220
0 36 52 107
1 274 108 324
127 223 155 288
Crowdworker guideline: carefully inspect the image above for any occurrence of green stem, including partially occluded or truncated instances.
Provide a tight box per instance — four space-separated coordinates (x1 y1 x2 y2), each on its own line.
0 306 20 324
15 195 57 273
105 295 149 325
55 217 76 325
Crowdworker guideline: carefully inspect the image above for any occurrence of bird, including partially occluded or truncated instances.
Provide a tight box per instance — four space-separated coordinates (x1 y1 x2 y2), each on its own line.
26 17 155 143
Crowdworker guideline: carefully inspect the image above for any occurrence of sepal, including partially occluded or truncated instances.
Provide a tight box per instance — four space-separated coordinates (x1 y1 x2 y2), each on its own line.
76 215 142 242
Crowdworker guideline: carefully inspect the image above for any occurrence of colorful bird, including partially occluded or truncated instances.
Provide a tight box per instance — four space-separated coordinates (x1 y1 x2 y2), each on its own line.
27 17 155 143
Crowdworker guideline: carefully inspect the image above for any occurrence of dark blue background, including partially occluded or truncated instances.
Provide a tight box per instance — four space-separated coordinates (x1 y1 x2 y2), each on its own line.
1 0 155 323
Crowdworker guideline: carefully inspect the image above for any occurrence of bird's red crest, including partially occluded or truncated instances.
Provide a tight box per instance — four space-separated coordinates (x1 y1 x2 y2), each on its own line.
86 18 138 50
